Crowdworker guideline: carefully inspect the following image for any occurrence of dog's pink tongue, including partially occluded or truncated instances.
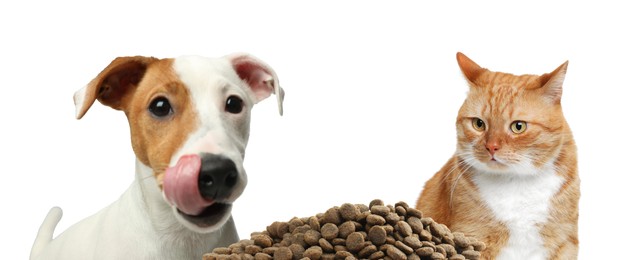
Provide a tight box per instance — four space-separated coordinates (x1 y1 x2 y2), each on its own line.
163 154 213 216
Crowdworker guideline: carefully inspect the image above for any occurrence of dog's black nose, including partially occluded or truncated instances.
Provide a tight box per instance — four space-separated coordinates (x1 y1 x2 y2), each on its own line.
198 153 238 200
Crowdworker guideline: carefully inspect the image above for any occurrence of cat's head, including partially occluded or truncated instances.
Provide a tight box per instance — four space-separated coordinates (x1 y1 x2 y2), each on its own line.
455 52 570 175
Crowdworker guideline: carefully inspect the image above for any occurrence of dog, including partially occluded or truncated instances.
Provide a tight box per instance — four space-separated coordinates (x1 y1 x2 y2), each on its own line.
30 53 284 259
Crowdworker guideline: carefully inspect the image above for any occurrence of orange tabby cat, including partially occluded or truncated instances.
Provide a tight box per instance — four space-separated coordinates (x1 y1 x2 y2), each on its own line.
416 53 579 259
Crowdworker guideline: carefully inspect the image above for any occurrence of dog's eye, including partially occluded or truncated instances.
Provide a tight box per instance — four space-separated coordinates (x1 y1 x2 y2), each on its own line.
225 96 244 114
149 97 173 118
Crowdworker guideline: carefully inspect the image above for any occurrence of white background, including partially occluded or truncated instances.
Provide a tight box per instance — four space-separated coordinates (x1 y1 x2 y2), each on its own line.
1 1 615 259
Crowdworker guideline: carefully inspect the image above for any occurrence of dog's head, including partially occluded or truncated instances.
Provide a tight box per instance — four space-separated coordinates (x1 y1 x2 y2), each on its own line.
74 53 283 232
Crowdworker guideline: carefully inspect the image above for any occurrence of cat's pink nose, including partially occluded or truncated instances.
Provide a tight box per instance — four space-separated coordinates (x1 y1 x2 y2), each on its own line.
486 142 500 156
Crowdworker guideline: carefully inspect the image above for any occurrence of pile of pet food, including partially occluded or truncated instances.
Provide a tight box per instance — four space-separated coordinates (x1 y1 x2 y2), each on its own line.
204 199 485 260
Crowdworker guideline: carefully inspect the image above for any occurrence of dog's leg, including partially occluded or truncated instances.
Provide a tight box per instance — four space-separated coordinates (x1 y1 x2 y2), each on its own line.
30 207 63 260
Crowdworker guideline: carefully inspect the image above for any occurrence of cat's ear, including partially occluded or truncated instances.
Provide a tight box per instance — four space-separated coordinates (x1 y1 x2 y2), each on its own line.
456 52 487 85
538 61 568 104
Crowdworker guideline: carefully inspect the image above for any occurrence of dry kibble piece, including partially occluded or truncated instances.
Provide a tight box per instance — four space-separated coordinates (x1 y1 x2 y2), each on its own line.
213 247 232 254
367 225 387 245
395 206 407 217
255 252 272 260
462 250 481 260
368 250 385 260
421 217 434 227
403 235 423 249
244 245 262 255
288 244 305 260
335 250 353 259
339 203 361 221
332 238 346 246
346 232 366 252
436 244 456 257
366 214 386 225
396 221 413 237
304 229 321 246
319 238 334 252
394 240 414 255
338 221 356 238
321 223 339 240
430 252 445 260
333 245 347 252
472 240 487 251
323 207 343 225
406 207 423 218
358 244 378 258
273 247 293 260
385 244 407 260
408 253 421 260
303 246 323 260
369 199 384 208
407 217 424 234
203 253 216 260
253 234 272 248
453 232 470 248
308 216 320 231
276 222 290 239
288 217 304 233
419 229 432 241
415 247 435 256
385 212 401 225
449 254 465 260
370 205 390 216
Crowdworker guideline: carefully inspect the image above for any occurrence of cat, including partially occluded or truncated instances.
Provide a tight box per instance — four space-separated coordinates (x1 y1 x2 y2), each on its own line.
415 52 579 260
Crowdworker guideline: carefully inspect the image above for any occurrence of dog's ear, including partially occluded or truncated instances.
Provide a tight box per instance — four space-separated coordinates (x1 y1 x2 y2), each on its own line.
74 56 157 119
226 53 285 116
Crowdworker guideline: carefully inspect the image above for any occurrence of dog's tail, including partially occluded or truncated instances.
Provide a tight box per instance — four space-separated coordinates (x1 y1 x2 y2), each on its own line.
30 207 62 260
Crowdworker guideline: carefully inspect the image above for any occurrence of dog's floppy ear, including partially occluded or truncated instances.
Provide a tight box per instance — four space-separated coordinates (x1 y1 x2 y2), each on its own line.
74 56 157 119
226 53 285 116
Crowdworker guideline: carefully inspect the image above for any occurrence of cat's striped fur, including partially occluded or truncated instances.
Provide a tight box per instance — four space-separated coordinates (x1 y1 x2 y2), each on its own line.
416 53 579 259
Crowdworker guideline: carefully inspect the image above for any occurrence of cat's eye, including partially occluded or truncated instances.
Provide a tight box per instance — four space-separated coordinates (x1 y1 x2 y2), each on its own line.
510 121 527 134
471 118 486 131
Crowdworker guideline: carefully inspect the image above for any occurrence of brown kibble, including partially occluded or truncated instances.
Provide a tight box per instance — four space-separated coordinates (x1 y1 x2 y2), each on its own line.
403 235 423 249
244 245 262 255
385 212 401 225
449 254 465 260
335 250 354 259
276 222 290 239
430 252 445 260
369 205 390 216
429 222 447 238
288 244 305 259
408 253 421 260
368 250 385 260
407 217 424 234
339 203 361 221
406 207 423 218
345 232 365 252
321 223 339 240
453 232 469 248
385 244 407 260
322 207 342 225
419 229 432 241
415 247 435 256
273 247 293 260
366 214 386 225
304 229 321 246
318 238 334 252
308 216 320 231
367 225 387 245
338 221 356 238
253 234 273 248
420 217 434 227
255 253 272 260
394 240 414 254
332 238 346 246
303 246 323 260
395 221 413 237
369 199 384 208
358 244 378 258
333 245 347 252
462 250 481 260
288 217 304 233
472 240 487 251
436 244 456 257
212 247 232 254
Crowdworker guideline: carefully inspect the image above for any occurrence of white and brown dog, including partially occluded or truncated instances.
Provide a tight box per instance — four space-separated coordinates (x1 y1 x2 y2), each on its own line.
30 53 284 259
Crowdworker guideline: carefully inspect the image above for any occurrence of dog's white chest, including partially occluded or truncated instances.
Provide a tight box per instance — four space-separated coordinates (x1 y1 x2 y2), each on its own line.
472 169 563 260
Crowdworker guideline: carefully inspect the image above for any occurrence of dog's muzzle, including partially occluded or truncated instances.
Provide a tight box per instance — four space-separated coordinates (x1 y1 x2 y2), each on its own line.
163 153 239 228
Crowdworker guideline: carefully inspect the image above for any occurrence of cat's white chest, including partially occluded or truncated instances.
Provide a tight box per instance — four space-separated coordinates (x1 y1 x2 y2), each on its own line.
472 169 564 260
